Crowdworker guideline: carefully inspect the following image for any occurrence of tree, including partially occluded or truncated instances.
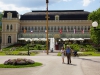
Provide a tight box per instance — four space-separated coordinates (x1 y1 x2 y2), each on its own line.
0 12 3 22
88 8 100 49
0 12 3 30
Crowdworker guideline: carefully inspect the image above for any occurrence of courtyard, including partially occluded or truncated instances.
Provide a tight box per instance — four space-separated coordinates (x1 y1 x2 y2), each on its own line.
0 53 100 75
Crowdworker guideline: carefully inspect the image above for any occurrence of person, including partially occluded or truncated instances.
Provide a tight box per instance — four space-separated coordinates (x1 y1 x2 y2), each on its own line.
73 50 78 57
51 48 53 52
61 47 65 64
66 45 72 64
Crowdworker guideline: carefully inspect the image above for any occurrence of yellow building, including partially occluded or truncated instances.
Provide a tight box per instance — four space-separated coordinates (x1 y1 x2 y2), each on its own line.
1 10 92 50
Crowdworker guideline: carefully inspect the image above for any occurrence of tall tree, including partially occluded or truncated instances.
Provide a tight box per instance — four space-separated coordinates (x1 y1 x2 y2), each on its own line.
88 8 100 46
0 12 3 30
0 12 3 22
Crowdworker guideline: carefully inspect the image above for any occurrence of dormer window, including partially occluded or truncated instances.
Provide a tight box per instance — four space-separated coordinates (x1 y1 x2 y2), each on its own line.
7 12 12 19
55 15 59 20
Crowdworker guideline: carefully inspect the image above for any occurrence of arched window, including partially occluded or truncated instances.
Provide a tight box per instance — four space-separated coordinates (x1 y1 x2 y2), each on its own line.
55 15 59 20
10 25 12 30
7 25 9 30
8 36 11 43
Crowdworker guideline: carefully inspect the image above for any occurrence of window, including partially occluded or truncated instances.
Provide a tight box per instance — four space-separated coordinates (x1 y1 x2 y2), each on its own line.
61 26 63 31
71 26 73 30
8 36 11 43
35 26 37 30
10 25 12 30
68 26 69 30
7 12 12 19
54 26 56 30
7 25 9 30
78 26 80 30
41 26 43 30
81 26 83 30
55 15 59 20
31 27 33 30
38 26 40 30
25 27 27 30
44 26 46 30
48 26 50 30
51 26 53 30
88 26 90 30
64 26 66 31
58 26 60 30
22 27 24 30
85 26 87 30
28 27 30 30
74 26 76 29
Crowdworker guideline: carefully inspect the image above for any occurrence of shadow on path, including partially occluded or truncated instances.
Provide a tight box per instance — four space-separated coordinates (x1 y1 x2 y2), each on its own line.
77 57 100 63
63 63 77 66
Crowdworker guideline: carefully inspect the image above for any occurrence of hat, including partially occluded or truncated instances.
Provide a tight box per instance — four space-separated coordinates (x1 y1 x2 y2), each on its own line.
67 45 70 47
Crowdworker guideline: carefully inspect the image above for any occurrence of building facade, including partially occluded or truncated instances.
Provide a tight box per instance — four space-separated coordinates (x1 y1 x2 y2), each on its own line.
1 10 92 50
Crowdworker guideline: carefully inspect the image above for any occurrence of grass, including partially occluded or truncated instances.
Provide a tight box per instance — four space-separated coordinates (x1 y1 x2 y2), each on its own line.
82 52 100 56
57 52 100 56
0 51 38 56
0 62 42 68
57 52 61 56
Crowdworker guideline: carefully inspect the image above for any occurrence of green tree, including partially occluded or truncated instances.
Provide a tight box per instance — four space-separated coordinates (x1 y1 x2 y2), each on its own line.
0 12 3 22
88 8 100 48
0 12 3 30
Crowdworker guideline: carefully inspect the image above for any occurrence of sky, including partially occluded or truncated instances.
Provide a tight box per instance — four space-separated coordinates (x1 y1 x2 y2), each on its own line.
0 0 100 14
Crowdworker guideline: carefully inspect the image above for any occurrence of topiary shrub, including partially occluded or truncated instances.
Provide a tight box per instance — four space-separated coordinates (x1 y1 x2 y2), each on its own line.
4 58 35 65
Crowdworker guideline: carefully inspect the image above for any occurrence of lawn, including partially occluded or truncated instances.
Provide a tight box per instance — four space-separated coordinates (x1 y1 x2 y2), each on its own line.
0 62 42 68
0 51 38 56
82 52 100 56
57 52 100 56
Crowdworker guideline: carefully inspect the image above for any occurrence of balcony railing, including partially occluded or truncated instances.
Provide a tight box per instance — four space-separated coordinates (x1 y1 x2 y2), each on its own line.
18 32 90 38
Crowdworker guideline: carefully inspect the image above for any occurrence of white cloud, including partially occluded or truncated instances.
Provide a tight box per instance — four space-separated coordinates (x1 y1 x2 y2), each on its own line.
82 0 95 6
0 1 31 14
0 0 72 14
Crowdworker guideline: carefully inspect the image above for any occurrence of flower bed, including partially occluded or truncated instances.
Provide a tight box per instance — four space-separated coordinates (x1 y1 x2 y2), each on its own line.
4 58 35 65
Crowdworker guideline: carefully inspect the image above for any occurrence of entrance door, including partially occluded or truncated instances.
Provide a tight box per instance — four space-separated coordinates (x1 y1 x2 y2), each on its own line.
55 45 59 50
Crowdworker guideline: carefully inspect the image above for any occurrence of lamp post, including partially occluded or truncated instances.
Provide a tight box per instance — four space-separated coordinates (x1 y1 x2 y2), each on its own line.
46 0 49 55
92 21 100 51
27 40 30 56
92 21 98 28
25 39 30 56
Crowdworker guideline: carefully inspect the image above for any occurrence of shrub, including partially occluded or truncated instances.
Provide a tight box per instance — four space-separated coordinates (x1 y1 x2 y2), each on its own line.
4 58 35 65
